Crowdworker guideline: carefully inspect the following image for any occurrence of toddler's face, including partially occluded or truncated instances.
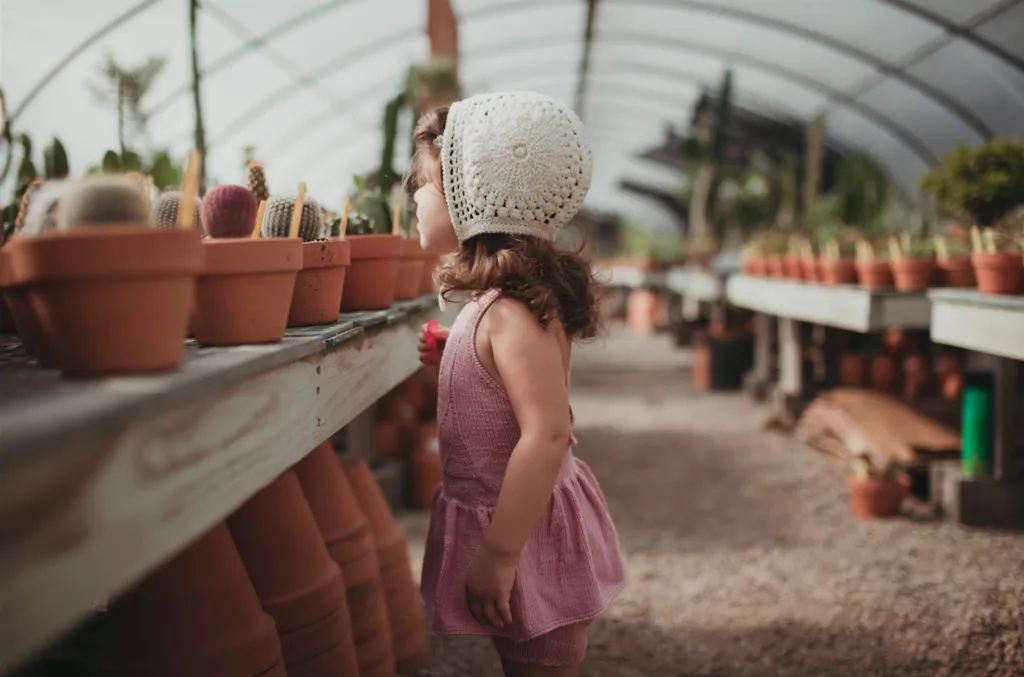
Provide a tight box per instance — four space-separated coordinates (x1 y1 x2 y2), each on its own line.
413 158 459 254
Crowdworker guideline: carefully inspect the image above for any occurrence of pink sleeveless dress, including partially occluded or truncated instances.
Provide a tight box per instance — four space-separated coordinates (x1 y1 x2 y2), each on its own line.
420 290 626 642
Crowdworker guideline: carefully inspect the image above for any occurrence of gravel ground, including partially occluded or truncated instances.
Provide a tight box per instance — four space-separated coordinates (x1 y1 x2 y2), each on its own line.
399 328 1024 676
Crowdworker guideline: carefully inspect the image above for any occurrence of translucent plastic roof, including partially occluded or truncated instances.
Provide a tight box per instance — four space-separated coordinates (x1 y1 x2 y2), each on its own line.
5 0 1024 226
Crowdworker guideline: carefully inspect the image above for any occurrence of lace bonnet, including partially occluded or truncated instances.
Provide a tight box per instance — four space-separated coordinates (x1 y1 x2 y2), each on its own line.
437 91 593 242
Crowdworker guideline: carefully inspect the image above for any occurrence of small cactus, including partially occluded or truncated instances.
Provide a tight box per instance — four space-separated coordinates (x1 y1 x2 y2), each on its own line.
153 190 202 229
247 161 270 204
56 175 151 229
21 180 72 236
14 178 45 234
345 212 374 236
201 184 257 238
261 194 324 242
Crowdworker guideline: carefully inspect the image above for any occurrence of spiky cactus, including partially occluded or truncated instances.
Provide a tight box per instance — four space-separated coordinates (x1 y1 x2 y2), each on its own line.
201 184 257 238
21 180 71 236
14 178 44 234
345 212 374 236
247 161 269 204
153 190 202 229
261 194 324 242
56 175 151 229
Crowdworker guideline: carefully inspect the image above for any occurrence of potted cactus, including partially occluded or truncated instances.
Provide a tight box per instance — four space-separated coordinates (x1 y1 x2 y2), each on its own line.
817 230 858 286
191 182 302 346
887 234 935 292
853 239 892 291
740 235 767 276
968 225 1023 295
3 174 203 376
391 201 426 302
847 455 909 519
932 232 974 288
339 179 403 311
783 235 808 280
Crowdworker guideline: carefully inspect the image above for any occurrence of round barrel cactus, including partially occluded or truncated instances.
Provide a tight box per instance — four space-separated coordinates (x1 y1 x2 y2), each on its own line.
261 194 325 242
201 184 257 238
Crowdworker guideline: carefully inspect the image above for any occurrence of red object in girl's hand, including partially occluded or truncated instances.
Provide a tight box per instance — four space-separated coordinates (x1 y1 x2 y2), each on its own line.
423 320 445 366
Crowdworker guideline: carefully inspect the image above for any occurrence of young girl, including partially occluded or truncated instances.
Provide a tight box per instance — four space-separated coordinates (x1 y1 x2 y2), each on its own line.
406 91 626 676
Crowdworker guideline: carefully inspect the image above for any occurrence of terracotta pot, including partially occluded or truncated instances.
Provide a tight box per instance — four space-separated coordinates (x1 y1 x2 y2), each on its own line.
972 252 1024 295
339 235 402 311
0 264 58 367
854 260 892 291
883 328 905 353
767 255 785 278
342 459 428 672
105 522 284 677
800 257 820 283
373 419 400 458
228 470 356 674
419 252 439 294
848 475 909 519
288 239 351 327
783 255 804 281
411 424 441 509
902 352 928 400
393 238 426 301
819 258 857 286
838 352 863 386
890 257 934 292
7 226 203 377
937 256 974 288
626 289 658 335
294 443 395 673
870 352 898 393
746 257 768 277
193 238 303 346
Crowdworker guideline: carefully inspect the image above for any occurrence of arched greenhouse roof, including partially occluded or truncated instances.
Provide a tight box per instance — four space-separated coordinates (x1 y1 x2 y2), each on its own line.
5 0 1023 231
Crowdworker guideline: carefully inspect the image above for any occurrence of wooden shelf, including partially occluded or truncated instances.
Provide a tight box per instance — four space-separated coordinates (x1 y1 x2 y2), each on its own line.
0 295 440 674
929 289 1024 361
726 275 931 332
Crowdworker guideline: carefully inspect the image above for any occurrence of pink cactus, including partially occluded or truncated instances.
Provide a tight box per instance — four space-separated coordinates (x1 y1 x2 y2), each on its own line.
201 184 257 238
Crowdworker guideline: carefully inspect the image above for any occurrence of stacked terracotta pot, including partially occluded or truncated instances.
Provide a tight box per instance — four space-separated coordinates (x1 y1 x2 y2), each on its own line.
296 441 398 677
344 460 431 675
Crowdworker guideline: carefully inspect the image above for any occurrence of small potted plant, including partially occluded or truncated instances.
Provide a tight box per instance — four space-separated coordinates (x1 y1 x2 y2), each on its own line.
817 233 858 286
968 225 1023 295
847 455 909 519
192 182 303 346
5 172 203 376
853 239 892 291
763 235 788 279
740 235 767 276
340 181 403 311
798 239 820 282
391 202 426 302
783 235 807 281
887 234 935 292
932 232 974 288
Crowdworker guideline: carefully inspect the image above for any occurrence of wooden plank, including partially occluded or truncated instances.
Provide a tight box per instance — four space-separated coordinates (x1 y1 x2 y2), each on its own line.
0 299 439 674
929 289 1024 362
726 275 930 332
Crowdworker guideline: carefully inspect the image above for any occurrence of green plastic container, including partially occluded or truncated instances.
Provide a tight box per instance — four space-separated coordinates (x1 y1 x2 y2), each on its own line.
961 372 994 478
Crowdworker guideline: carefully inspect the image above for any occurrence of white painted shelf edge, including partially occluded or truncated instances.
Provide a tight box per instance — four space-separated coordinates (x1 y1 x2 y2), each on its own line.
929 289 1024 362
0 296 440 674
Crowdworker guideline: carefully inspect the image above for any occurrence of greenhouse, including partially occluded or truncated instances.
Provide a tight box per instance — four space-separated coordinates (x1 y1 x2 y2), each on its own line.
1 1 1022 675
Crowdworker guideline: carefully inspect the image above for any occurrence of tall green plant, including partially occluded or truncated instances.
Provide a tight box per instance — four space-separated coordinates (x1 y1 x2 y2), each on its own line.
834 151 892 235
922 138 1024 226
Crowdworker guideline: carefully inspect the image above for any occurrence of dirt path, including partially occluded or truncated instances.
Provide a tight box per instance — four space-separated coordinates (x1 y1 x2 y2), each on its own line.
400 328 1024 676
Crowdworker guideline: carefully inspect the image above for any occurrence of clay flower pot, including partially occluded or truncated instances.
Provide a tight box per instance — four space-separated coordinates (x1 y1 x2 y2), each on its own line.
890 257 934 292
767 255 785 278
419 252 439 294
800 257 820 282
288 239 351 327
854 260 892 291
971 252 1024 295
870 352 898 393
228 469 358 676
937 256 974 288
838 352 863 386
7 226 203 377
105 522 284 677
848 474 909 519
745 257 767 277
783 254 804 281
0 247 58 366
339 235 402 311
193 238 303 346
393 238 426 302
819 258 857 286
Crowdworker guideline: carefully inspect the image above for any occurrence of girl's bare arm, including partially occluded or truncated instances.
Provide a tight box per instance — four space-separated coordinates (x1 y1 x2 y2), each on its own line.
479 299 572 560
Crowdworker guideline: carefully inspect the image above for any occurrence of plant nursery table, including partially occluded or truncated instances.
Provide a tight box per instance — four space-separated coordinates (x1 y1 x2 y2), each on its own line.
602 265 667 290
928 289 1024 531
0 294 440 674
726 275 932 416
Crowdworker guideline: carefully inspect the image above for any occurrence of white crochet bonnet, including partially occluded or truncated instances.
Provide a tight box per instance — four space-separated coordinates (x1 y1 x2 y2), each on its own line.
438 91 593 242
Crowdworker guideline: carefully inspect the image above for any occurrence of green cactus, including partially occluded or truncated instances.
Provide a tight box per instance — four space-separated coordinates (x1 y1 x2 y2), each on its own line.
57 175 151 229
261 194 324 241
345 212 375 236
43 138 69 179
152 190 202 229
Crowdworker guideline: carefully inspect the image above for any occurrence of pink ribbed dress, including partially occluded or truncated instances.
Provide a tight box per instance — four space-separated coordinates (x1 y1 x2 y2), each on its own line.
420 290 626 643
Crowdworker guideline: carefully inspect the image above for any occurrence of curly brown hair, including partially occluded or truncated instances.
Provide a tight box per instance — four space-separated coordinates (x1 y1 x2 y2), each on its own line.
406 105 602 342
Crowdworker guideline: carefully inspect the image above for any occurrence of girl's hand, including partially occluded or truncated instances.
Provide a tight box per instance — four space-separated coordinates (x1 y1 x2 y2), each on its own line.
418 321 449 366
464 543 516 629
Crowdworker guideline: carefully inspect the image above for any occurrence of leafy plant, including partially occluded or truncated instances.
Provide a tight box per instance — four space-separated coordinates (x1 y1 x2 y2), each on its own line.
834 151 892 235
922 138 1024 226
